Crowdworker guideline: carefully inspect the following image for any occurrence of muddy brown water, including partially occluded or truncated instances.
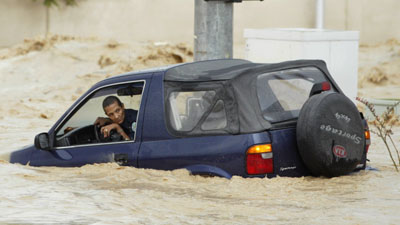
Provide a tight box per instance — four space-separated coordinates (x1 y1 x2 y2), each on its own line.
1 122 400 224
1 36 400 224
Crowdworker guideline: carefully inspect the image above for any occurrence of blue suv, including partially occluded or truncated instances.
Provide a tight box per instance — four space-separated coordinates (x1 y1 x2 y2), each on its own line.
10 59 371 178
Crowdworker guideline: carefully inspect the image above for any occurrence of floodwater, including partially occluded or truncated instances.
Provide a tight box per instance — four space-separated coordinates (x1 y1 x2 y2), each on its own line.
0 37 399 224
1 122 400 225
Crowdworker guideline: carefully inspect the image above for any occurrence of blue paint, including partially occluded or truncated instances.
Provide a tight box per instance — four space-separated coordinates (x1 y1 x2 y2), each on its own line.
10 60 369 178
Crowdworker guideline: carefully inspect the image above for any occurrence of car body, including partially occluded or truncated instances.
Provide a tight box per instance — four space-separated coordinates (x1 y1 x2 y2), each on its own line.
10 59 370 178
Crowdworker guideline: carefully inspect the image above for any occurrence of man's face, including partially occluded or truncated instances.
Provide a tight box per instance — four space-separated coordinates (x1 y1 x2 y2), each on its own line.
104 101 125 124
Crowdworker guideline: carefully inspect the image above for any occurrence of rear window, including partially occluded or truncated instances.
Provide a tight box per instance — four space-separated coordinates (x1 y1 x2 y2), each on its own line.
256 67 331 123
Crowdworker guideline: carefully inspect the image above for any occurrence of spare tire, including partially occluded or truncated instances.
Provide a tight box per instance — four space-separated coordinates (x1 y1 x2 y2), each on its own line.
296 92 365 177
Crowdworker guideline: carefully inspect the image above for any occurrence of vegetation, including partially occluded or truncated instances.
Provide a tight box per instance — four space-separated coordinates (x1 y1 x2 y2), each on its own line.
32 0 77 36
357 97 400 171
34 0 77 7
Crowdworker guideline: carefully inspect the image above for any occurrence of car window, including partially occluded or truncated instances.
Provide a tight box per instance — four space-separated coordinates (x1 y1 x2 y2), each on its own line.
256 67 330 123
168 90 222 131
201 100 227 130
55 81 144 147
268 78 313 111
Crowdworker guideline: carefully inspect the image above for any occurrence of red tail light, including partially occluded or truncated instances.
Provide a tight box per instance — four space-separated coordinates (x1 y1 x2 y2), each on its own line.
322 82 331 91
246 144 273 175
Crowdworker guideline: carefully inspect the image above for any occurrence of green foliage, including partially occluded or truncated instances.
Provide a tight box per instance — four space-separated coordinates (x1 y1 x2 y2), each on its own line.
33 0 77 8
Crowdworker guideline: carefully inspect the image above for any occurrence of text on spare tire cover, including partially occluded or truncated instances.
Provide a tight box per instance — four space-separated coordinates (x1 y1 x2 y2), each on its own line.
335 112 351 123
319 112 362 145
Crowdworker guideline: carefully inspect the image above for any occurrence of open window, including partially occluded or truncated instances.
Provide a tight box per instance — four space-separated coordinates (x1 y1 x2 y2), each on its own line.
54 81 144 147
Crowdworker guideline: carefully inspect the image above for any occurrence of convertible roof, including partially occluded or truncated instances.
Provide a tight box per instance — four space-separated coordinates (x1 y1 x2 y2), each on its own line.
163 58 344 137
164 59 332 82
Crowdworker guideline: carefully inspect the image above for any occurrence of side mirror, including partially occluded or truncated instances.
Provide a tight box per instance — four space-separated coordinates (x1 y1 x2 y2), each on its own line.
34 133 51 151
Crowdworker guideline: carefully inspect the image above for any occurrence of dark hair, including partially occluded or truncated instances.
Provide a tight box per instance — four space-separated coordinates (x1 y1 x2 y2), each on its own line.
102 96 122 109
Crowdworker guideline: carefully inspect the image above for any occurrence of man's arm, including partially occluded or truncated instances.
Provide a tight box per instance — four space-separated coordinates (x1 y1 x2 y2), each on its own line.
94 117 112 126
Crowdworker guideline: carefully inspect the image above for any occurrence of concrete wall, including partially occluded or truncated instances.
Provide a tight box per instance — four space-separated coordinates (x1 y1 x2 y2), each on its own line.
1 0 400 47
48 0 195 44
0 0 46 46
324 0 400 44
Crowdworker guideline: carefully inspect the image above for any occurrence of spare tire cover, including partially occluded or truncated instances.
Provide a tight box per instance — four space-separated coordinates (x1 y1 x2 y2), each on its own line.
296 92 365 177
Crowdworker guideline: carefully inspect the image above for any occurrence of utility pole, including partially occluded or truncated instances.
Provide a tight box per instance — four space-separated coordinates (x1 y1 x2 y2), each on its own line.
194 0 233 61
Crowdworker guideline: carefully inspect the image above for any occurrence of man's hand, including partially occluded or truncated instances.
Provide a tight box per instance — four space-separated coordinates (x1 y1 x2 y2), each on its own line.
100 123 130 141
94 117 111 126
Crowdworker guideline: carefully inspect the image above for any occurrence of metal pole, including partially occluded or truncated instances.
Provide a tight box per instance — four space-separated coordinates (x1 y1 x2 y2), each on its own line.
194 0 233 61
315 0 324 29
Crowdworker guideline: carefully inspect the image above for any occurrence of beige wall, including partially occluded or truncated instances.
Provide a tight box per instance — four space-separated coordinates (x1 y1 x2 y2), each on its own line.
0 0 46 46
1 0 400 48
324 0 400 43
48 0 195 44
234 0 315 44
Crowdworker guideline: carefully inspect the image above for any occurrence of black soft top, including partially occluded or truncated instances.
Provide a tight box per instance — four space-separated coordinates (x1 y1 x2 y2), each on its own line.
164 59 341 137
164 59 336 83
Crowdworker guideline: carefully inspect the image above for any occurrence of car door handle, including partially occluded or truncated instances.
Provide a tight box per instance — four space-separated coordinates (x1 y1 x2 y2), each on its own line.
114 153 128 166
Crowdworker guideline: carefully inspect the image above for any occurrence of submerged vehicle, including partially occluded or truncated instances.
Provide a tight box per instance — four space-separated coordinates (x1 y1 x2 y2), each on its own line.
10 59 371 178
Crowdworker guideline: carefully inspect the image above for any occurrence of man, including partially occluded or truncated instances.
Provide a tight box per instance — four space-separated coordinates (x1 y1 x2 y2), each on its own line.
94 96 137 141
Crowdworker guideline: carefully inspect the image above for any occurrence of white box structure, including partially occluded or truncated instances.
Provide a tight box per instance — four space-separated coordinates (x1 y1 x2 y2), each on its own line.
244 28 359 100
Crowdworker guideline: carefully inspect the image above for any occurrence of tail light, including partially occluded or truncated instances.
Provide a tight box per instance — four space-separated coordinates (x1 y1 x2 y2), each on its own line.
321 82 331 91
360 112 371 154
365 130 371 153
309 81 331 96
246 144 273 175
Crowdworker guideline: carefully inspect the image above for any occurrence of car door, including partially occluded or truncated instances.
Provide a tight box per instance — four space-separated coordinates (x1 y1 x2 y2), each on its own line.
29 78 150 167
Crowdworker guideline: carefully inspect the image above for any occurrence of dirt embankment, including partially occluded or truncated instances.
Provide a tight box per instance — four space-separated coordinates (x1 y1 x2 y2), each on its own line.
0 35 193 122
1 34 400 131
358 39 400 99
